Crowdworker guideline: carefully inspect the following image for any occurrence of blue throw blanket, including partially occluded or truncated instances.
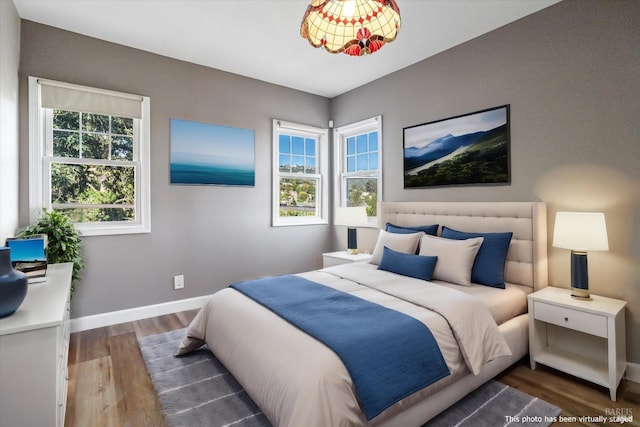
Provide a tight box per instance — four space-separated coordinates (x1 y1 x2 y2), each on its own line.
230 275 450 420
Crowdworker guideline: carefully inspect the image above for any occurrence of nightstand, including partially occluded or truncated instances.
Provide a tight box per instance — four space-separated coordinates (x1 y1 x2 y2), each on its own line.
322 251 372 268
528 286 626 400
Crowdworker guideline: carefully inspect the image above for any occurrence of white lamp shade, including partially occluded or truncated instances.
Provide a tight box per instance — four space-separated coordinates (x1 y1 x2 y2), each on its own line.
335 206 368 227
553 212 609 251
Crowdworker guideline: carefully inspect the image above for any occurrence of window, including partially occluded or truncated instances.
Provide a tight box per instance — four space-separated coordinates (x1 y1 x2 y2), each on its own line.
272 120 329 226
334 116 382 224
29 77 150 236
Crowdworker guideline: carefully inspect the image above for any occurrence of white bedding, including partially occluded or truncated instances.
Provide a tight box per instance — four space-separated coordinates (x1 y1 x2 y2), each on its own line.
178 264 513 427
427 278 528 325
324 262 528 325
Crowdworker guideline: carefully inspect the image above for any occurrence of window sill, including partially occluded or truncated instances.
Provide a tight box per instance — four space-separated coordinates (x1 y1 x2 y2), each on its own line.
75 223 151 237
273 218 329 227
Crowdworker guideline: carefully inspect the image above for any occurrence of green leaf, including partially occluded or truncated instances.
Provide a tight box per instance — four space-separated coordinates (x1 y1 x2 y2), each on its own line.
17 209 84 298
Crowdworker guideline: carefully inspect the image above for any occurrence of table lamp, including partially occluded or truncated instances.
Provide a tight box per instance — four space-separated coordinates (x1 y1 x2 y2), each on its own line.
335 206 368 254
552 212 609 300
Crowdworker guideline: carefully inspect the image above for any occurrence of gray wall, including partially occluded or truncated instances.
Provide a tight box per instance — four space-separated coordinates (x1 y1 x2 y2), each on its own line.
0 0 21 244
331 0 640 364
18 21 333 318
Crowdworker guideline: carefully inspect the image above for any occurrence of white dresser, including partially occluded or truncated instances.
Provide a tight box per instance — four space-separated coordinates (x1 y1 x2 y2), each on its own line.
0 263 73 427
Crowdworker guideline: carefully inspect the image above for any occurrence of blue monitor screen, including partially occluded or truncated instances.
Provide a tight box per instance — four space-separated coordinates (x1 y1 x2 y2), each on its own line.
6 238 46 262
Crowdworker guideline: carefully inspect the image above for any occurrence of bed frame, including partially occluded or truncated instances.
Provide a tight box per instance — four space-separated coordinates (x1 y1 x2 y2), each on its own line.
377 201 548 426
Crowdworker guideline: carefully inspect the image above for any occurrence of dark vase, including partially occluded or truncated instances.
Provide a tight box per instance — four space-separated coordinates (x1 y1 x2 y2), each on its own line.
0 247 28 318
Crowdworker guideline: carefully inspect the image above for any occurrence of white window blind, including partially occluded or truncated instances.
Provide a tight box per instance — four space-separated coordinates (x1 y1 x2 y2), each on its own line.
38 79 143 119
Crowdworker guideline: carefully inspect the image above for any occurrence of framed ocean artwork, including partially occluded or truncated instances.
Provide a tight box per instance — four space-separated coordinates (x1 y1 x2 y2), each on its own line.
403 105 510 188
170 119 255 186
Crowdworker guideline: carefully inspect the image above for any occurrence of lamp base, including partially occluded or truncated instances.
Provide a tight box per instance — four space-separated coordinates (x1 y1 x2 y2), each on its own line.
571 287 592 300
570 250 590 300
347 227 358 255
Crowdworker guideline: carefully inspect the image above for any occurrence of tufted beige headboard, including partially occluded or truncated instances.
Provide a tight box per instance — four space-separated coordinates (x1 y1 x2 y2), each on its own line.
378 202 548 292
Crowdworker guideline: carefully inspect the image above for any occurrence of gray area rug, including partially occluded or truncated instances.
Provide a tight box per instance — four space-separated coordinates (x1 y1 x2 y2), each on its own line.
138 328 269 427
138 328 561 427
427 380 561 427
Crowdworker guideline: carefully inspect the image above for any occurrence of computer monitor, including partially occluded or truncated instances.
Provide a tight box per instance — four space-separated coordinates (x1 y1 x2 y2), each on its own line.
5 235 48 283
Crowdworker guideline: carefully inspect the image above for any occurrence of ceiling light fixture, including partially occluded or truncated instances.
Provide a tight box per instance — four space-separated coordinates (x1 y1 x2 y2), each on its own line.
301 0 401 56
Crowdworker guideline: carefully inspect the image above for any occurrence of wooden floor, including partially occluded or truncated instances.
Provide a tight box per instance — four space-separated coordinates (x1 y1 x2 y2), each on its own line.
65 310 640 427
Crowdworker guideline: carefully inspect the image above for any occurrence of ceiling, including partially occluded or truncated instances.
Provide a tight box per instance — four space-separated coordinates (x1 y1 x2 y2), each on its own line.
13 0 560 98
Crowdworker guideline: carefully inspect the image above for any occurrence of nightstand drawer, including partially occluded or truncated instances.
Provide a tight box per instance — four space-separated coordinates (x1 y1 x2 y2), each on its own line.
533 301 608 338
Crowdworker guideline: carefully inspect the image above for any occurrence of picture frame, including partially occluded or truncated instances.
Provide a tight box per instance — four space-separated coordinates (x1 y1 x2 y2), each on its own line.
403 105 510 188
170 119 255 186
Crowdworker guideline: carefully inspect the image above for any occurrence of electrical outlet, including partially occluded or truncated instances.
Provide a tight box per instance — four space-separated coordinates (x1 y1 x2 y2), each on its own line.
173 274 184 290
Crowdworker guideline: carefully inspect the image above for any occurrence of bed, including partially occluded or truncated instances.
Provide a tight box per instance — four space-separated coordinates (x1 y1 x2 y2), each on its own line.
178 201 548 426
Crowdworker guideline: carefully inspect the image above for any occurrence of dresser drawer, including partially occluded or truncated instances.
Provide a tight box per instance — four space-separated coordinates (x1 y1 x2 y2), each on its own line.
533 301 608 337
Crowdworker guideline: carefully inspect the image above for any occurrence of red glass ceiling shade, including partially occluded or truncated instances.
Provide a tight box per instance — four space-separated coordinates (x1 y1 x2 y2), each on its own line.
301 0 401 56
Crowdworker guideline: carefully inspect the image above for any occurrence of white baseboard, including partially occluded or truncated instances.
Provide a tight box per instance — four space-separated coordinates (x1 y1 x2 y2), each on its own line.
70 295 210 333
626 362 640 383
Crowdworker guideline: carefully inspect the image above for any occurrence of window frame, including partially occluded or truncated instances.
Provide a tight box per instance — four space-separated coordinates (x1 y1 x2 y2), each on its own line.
333 116 383 227
272 119 329 227
28 77 151 236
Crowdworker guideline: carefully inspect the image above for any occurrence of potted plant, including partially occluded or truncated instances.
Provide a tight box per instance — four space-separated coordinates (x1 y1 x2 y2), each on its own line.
18 210 85 296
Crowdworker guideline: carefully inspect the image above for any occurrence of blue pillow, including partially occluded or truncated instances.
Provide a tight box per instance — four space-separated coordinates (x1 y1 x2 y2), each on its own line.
377 246 438 281
441 226 513 289
386 222 439 236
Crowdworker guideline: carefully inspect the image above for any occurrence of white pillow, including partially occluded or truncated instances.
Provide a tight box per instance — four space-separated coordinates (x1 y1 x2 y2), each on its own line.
369 230 423 265
418 234 484 286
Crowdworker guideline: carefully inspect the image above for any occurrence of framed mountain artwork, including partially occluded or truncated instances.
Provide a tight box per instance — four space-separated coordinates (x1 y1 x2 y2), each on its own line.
403 105 510 188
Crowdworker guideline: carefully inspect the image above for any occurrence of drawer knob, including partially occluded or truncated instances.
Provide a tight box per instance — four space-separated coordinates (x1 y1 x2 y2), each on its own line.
564 317 569 322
